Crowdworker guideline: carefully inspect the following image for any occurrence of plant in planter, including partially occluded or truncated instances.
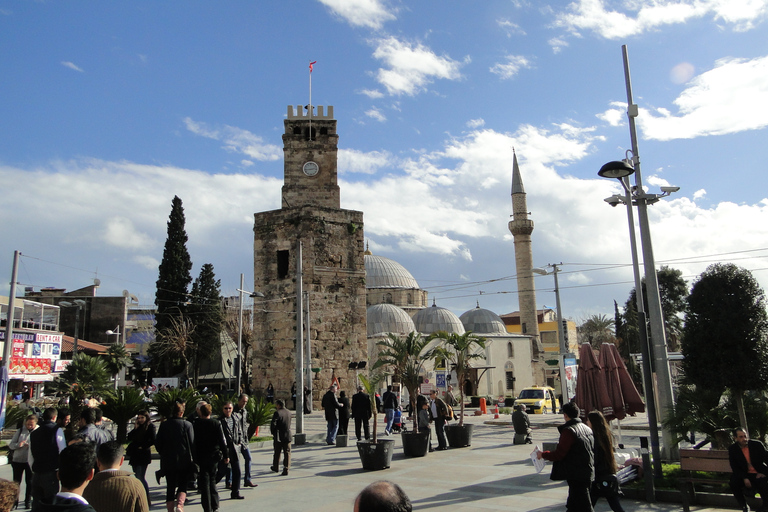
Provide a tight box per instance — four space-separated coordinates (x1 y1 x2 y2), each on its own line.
375 331 433 457
429 330 486 448
357 371 395 470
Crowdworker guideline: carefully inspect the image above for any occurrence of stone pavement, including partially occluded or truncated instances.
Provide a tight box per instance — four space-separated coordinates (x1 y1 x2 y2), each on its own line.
0 410 733 511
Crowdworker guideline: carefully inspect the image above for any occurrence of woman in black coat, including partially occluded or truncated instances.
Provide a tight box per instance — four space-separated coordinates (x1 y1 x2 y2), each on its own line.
587 411 625 512
193 404 229 512
127 410 155 506
338 390 351 436
155 402 195 512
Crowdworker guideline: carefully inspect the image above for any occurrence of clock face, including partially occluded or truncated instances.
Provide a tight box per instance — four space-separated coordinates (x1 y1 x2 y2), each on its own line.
303 161 319 176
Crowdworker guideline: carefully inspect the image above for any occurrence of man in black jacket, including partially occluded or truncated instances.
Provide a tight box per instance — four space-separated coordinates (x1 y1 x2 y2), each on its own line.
270 400 292 475
351 386 372 441
382 386 398 436
31 442 97 512
512 405 532 444
538 402 595 512
220 402 246 500
729 427 768 512
29 408 67 505
321 384 341 445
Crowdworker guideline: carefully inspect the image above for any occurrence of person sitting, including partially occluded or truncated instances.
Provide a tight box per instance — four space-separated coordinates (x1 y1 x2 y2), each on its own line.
31 442 97 512
511 405 532 444
82 441 148 512
729 427 768 512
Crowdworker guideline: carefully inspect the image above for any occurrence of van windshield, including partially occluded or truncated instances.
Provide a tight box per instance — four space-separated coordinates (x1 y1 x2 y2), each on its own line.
518 389 545 400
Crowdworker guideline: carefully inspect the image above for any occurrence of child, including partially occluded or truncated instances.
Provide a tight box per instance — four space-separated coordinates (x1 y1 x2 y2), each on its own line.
417 395 434 453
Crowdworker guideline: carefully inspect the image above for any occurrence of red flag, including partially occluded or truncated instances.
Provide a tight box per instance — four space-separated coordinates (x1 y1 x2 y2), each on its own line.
309 61 317 73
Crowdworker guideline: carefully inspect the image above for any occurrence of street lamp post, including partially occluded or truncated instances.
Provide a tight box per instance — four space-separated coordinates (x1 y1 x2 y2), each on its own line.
236 273 264 396
598 44 679 462
533 264 570 406
59 300 86 357
106 326 122 390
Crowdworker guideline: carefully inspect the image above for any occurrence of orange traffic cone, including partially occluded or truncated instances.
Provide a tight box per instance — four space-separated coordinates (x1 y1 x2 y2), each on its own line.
494 405 499 419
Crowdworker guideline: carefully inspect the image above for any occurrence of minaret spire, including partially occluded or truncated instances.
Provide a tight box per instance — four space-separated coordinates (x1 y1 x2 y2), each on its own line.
508 151 544 374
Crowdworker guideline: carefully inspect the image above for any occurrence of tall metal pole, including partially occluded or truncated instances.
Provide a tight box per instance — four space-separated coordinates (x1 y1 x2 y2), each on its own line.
551 263 569 405
621 176 662 479
304 290 312 414
622 44 676 460
0 251 20 432
237 273 244 394
295 241 305 436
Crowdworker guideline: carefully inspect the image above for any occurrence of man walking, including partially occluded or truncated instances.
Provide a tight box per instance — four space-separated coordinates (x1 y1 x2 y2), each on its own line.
269 399 291 476
321 384 341 445
728 427 768 512
233 394 256 488
538 402 595 512
29 408 67 505
221 402 248 500
381 386 398 436
351 386 372 441
428 390 449 450
82 441 148 512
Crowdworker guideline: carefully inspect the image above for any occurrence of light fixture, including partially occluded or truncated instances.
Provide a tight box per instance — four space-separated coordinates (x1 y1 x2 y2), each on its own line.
598 159 635 179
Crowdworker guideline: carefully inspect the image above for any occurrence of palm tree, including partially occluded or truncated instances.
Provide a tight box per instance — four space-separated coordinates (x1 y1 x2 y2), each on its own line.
244 396 276 440
578 314 615 349
56 354 111 410
104 344 131 391
151 387 203 420
374 332 432 433
101 387 147 442
428 331 486 427
359 370 387 443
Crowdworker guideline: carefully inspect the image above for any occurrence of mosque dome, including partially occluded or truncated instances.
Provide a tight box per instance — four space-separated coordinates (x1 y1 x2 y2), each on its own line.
367 304 416 337
412 304 466 336
365 254 420 289
460 305 508 335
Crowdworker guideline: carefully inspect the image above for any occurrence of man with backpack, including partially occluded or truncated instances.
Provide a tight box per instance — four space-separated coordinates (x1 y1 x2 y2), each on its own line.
381 386 398 436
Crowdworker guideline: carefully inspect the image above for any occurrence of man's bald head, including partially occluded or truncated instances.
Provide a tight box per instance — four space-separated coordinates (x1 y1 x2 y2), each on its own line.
353 480 411 512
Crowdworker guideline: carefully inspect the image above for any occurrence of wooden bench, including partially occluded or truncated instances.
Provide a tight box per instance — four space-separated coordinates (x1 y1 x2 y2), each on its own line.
679 448 755 512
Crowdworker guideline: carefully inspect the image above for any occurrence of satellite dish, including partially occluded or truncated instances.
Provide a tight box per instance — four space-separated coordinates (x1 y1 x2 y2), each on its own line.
123 290 130 297
94 278 101 287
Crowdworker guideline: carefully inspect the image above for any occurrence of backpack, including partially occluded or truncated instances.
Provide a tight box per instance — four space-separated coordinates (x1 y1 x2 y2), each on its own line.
445 403 455 421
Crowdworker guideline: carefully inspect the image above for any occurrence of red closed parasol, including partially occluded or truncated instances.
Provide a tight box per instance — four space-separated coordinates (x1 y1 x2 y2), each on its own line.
574 343 613 419
599 342 645 421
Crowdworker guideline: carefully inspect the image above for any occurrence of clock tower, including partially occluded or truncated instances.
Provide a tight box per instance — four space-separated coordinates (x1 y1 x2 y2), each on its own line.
282 105 340 209
251 105 367 406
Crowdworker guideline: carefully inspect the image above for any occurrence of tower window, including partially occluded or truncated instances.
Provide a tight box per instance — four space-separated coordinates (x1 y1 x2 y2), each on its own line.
507 342 514 358
320 127 328 135
277 250 290 279
293 126 301 135
304 128 316 141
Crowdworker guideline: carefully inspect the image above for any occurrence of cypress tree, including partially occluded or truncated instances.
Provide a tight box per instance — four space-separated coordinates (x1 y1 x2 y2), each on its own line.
188 263 223 386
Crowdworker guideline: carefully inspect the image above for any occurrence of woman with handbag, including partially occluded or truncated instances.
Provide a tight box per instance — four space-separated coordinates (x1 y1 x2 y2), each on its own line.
155 401 195 512
127 410 155 506
193 403 229 512
587 411 624 512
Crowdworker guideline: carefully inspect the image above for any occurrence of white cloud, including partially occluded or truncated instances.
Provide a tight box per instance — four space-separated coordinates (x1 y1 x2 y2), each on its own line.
553 0 768 39
371 36 464 96
490 55 532 80
103 217 154 250
497 17 526 36
365 107 387 122
466 119 485 129
338 148 392 174
61 61 84 72
317 0 396 29
184 117 282 161
241 160 255 167
548 37 569 54
670 62 695 84
359 88 385 99
693 189 707 200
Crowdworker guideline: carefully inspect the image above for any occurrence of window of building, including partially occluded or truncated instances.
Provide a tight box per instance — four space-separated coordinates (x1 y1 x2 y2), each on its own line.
277 250 290 279
506 371 515 390
384 293 392 304
407 293 412 304
507 342 514 358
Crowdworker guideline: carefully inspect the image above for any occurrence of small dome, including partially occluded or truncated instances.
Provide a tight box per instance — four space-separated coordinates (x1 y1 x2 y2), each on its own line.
413 305 465 336
460 306 508 335
365 254 420 289
367 304 416 337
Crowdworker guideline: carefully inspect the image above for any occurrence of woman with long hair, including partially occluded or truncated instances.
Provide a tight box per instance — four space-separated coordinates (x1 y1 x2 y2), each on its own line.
587 411 624 512
127 410 156 506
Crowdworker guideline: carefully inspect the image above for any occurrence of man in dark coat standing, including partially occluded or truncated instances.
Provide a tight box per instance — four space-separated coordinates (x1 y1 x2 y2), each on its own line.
29 408 66 505
729 427 768 512
351 386 372 441
220 402 247 500
269 400 292 476
538 402 595 512
321 384 341 445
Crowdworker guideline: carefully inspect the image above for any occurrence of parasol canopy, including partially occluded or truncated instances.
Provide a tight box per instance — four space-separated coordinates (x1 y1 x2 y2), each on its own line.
598 342 645 421
574 343 613 419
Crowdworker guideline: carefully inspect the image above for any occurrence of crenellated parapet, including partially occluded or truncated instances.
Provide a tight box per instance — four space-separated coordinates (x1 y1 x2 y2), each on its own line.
287 105 334 119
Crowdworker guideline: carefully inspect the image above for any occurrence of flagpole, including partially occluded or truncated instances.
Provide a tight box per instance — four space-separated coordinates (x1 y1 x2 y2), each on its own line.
309 61 313 141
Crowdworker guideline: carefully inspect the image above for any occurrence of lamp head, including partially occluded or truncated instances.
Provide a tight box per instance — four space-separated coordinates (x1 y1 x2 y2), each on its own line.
598 160 635 179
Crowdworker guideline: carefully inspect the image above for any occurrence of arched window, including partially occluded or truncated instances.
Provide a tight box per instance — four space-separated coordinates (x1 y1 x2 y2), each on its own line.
384 293 393 304
507 342 514 358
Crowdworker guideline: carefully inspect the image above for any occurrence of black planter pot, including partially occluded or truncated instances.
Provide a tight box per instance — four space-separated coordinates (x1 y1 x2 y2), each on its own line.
357 439 396 470
445 424 474 448
401 430 430 457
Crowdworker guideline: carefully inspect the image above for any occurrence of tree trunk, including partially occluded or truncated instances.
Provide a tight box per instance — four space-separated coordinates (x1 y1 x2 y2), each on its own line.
735 389 748 432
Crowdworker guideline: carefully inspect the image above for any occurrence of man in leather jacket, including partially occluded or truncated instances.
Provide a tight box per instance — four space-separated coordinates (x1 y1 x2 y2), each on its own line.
538 402 595 511
729 427 768 512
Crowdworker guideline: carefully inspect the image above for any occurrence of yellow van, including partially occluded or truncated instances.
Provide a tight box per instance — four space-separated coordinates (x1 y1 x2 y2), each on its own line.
513 386 559 414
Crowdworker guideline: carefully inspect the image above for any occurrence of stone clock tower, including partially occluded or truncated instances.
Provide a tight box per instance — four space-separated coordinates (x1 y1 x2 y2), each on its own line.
251 105 367 404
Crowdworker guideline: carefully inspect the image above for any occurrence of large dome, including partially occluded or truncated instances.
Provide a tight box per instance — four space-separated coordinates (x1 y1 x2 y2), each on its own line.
367 304 416 336
460 306 508 335
412 305 465 335
365 255 420 289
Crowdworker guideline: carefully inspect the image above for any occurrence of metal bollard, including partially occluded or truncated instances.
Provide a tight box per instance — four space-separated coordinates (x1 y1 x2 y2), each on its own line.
640 436 655 503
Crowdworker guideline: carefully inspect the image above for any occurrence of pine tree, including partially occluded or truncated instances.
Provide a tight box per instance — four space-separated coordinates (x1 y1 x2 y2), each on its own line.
153 196 193 376
188 263 223 387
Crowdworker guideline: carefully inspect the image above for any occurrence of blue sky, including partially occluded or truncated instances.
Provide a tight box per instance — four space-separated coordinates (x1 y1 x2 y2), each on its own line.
2 0 767 324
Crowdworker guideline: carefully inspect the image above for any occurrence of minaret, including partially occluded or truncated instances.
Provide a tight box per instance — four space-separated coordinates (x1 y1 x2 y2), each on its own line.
508 151 543 359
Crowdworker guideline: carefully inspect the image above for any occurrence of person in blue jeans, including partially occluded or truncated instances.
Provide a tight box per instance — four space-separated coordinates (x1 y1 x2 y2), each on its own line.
382 385 398 436
233 394 256 487
321 384 341 445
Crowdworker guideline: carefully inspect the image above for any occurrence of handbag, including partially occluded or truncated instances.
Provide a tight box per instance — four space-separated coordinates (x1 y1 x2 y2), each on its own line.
592 473 620 497
550 460 567 481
